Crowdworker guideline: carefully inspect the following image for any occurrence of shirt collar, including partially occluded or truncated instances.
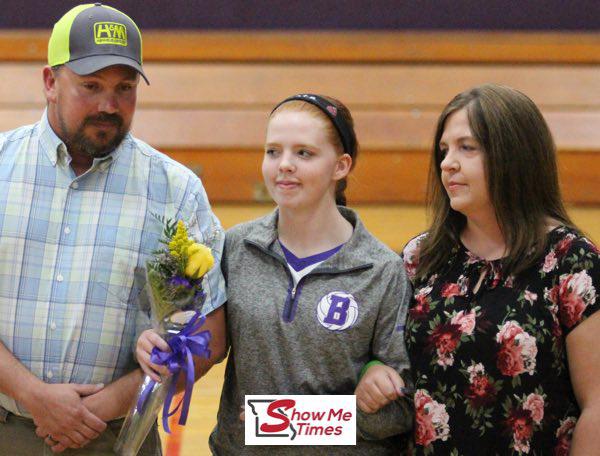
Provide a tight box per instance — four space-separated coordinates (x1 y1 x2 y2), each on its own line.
39 109 66 167
38 110 124 170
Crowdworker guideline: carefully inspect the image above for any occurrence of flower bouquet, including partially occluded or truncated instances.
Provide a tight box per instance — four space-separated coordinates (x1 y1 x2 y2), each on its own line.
114 218 215 456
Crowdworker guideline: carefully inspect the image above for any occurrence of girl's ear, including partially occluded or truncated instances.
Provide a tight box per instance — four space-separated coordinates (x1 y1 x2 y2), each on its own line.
334 153 352 181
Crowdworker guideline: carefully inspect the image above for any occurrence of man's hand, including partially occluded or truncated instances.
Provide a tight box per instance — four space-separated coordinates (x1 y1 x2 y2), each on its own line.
27 383 106 452
355 364 405 414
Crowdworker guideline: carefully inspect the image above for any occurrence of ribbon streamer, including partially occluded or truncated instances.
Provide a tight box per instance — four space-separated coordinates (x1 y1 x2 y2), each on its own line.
136 311 211 433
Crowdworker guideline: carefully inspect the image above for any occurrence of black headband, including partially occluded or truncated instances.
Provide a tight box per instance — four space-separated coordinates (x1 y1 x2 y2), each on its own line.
270 94 355 155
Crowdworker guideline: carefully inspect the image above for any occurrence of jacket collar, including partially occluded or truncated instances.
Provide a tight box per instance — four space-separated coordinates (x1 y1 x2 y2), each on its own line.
243 206 375 273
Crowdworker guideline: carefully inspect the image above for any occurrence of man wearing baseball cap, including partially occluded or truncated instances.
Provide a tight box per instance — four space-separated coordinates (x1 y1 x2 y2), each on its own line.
0 3 227 454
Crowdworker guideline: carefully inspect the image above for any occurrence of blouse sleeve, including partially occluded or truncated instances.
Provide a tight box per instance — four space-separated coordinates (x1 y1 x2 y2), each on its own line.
552 235 600 335
401 233 427 285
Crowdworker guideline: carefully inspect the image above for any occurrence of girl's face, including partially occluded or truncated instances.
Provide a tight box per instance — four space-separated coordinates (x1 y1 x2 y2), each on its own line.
262 110 351 211
439 108 492 219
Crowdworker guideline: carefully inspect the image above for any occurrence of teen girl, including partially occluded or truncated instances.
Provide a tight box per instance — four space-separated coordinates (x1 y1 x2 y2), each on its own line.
136 94 414 454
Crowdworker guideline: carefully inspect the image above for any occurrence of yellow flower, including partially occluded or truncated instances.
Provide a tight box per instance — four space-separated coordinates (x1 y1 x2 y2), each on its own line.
169 221 193 258
184 243 214 279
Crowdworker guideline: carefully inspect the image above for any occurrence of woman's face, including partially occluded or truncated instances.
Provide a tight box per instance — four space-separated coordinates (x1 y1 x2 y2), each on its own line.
439 108 492 219
262 110 350 211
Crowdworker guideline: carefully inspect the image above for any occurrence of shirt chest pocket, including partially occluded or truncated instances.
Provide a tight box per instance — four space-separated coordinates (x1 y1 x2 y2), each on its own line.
88 245 141 308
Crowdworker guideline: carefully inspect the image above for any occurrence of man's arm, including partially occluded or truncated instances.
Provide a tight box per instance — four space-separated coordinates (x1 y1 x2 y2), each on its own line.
0 341 106 449
35 368 145 453
81 369 145 421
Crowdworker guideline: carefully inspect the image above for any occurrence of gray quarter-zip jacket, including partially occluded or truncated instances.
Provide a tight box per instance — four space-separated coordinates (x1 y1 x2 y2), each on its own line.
209 207 413 455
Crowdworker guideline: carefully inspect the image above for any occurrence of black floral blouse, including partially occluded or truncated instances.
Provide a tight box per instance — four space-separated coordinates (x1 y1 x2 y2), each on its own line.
402 226 599 455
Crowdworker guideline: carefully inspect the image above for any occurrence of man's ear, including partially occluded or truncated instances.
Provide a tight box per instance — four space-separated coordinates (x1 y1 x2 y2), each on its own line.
334 153 353 180
42 66 59 104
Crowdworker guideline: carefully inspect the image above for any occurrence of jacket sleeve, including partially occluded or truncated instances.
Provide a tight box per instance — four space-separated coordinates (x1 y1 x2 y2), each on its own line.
357 256 414 440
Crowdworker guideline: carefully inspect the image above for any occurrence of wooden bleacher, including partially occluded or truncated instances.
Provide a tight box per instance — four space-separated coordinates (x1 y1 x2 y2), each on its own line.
1 31 599 209
1 30 599 455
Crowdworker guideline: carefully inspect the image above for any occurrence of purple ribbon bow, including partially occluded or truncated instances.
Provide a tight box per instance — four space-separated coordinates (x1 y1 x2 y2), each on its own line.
136 311 211 433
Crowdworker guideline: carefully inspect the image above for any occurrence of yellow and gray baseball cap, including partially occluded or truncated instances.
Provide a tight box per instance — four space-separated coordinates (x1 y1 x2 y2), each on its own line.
48 3 149 84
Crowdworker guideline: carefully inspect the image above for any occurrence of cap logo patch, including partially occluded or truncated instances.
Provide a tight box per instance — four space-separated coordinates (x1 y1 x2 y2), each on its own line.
94 22 127 46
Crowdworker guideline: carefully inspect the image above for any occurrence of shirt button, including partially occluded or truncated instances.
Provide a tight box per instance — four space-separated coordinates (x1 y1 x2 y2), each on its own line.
64 226 71 235
56 274 64 282
71 182 79 189
47 370 53 379
50 322 57 330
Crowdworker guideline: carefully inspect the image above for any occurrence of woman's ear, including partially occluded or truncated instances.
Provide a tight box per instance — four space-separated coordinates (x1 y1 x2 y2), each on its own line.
334 153 353 180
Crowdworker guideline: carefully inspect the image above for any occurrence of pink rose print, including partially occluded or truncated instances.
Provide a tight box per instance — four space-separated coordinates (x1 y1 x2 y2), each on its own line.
507 408 534 454
451 309 476 335
402 235 424 280
414 390 450 448
404 256 417 280
523 290 537 305
543 251 558 273
465 373 497 408
429 322 462 367
437 351 454 367
410 286 432 321
415 407 436 448
555 271 596 328
441 282 461 298
523 393 544 424
505 274 515 288
554 417 576 456
496 321 537 376
497 342 525 377
554 236 574 258
496 320 524 343
491 268 502 288
548 304 563 338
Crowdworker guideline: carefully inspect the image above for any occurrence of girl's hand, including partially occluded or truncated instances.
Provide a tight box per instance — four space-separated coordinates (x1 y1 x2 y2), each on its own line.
355 364 405 414
136 329 171 382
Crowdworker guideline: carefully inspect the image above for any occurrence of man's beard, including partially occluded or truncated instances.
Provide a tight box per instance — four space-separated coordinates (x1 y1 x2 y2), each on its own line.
59 112 127 159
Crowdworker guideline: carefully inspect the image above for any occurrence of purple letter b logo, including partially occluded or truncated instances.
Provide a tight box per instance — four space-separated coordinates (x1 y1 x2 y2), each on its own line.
324 295 350 325
317 292 359 331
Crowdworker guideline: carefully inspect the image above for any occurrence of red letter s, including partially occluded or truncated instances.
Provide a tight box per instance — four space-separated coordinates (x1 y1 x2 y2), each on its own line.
260 399 296 433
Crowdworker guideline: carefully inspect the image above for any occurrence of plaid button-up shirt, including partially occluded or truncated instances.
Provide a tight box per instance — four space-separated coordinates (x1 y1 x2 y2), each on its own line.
0 112 226 417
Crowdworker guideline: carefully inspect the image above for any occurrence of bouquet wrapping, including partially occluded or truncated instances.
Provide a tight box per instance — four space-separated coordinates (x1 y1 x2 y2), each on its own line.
114 219 215 456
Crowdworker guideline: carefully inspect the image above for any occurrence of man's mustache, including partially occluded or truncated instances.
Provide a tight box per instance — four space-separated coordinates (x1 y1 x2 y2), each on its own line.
84 113 123 127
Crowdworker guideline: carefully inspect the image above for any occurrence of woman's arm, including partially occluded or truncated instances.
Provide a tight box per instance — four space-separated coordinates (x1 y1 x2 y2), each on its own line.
566 311 600 454
356 257 414 439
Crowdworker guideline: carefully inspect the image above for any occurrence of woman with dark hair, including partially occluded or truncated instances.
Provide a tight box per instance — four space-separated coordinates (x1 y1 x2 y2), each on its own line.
357 84 600 454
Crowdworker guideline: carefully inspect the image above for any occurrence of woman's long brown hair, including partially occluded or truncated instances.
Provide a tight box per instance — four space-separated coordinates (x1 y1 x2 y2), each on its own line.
416 84 575 281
